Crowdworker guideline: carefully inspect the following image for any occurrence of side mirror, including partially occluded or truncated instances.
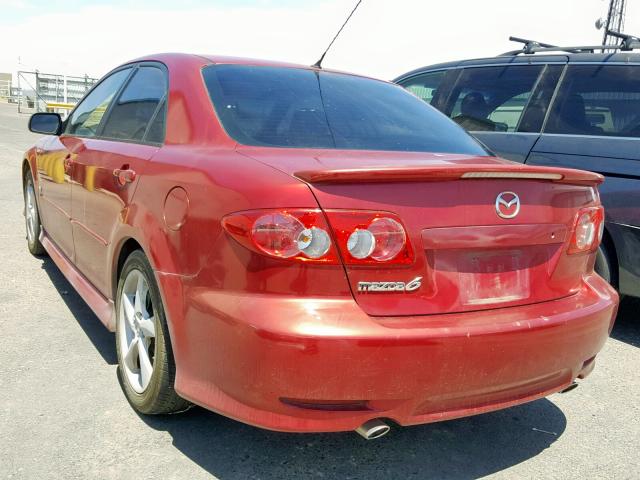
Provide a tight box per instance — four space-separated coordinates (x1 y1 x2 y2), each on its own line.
29 113 62 135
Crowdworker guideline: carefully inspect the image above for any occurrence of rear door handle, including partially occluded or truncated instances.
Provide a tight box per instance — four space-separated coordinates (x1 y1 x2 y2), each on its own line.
113 168 136 185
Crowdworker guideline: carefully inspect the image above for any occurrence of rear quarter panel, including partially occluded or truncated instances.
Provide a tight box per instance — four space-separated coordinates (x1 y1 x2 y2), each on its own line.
129 146 354 401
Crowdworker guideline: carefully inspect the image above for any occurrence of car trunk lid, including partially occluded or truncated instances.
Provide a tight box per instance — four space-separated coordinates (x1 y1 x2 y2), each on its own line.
238 147 602 316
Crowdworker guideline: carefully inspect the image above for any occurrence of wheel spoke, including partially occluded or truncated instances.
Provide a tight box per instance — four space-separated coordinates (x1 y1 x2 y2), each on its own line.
138 340 153 388
25 185 36 241
124 337 139 370
134 290 141 314
122 293 136 329
140 283 151 317
139 317 155 338
134 273 145 314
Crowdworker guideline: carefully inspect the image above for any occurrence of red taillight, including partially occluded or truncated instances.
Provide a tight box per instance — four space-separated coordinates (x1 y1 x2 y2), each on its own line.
567 206 604 255
251 212 332 259
324 210 413 265
367 217 407 261
222 209 414 265
222 209 339 263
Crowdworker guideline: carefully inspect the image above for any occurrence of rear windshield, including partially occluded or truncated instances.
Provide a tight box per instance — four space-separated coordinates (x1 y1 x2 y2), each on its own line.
202 64 488 155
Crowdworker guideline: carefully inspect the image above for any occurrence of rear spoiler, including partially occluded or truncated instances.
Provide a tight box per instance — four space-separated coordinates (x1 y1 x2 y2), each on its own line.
295 165 603 186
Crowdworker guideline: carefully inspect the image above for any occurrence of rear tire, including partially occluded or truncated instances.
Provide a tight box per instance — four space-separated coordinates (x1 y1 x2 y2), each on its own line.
23 170 45 256
115 250 191 414
595 245 612 285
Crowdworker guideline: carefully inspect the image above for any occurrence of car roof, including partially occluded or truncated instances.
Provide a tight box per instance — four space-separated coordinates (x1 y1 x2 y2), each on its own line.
123 52 388 84
394 51 640 82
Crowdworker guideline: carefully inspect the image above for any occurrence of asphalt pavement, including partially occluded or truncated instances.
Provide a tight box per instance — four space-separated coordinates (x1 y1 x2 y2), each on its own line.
0 101 638 480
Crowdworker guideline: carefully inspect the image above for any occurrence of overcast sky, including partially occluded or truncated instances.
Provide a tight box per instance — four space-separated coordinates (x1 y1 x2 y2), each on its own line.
1 0 639 81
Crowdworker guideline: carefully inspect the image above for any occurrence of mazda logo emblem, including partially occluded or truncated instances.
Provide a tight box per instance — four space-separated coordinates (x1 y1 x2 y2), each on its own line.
495 191 520 219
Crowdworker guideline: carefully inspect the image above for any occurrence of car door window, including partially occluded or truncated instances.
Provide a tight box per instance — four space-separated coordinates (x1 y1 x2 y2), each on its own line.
144 99 166 144
100 66 167 142
445 66 544 133
545 65 640 138
400 71 446 104
65 68 132 137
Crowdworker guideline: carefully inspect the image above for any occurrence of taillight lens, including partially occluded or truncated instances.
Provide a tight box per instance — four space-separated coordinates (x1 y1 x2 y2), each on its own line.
251 212 304 258
325 210 413 265
368 217 406 261
251 213 330 259
222 209 414 265
568 206 604 255
222 209 338 263
346 229 376 259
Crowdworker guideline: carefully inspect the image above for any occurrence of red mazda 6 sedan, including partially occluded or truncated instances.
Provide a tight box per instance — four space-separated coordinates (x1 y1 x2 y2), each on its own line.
23 54 618 439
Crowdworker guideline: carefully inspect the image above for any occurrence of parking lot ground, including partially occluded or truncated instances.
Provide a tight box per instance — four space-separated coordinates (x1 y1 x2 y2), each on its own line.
0 101 638 480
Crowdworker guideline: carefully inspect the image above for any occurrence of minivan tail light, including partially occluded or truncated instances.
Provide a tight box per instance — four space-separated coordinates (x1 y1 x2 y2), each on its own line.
567 206 604 255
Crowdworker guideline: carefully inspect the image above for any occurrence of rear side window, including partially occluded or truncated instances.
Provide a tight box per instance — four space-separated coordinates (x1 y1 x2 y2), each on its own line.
545 65 640 138
101 66 167 142
445 66 543 133
66 68 132 137
203 65 488 155
400 71 445 104
144 99 166 144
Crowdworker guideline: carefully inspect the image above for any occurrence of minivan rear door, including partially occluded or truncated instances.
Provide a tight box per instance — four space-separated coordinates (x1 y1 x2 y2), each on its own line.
529 63 640 166
528 62 640 229
397 57 567 163
527 61 640 296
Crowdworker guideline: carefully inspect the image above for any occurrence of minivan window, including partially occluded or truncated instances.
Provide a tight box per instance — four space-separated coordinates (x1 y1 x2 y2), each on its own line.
203 65 487 155
101 66 167 142
545 65 640 138
445 66 543 133
401 71 446 104
66 68 132 137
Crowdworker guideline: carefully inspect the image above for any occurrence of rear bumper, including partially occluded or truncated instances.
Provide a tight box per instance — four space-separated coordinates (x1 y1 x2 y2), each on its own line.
160 273 618 433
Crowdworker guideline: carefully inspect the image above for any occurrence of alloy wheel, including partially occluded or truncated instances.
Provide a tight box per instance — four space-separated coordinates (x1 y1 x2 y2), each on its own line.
118 269 156 393
25 181 37 243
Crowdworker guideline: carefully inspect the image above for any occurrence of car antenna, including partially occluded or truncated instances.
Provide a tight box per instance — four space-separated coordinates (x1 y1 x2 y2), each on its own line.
312 0 363 69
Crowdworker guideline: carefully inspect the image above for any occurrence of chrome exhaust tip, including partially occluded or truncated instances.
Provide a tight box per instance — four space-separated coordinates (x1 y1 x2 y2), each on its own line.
561 381 579 393
355 419 391 440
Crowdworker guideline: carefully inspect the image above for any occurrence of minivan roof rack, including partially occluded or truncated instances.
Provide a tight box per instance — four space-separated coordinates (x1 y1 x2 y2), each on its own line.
500 31 640 56
607 30 640 50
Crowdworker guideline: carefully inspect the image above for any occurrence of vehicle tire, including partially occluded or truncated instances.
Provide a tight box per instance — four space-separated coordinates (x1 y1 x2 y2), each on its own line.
595 245 612 285
115 250 191 414
23 170 45 256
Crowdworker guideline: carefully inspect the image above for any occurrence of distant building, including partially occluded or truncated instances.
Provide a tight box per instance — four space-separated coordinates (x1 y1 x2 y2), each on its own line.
0 73 11 100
